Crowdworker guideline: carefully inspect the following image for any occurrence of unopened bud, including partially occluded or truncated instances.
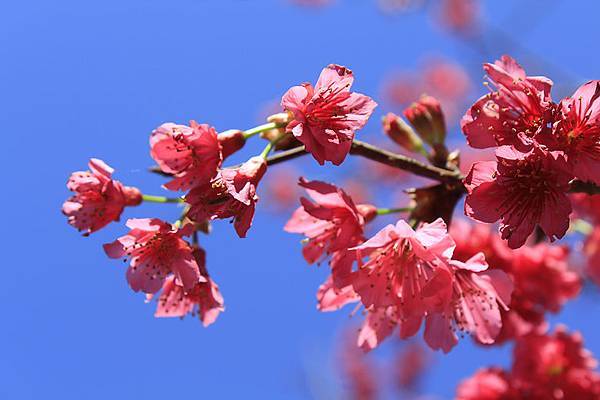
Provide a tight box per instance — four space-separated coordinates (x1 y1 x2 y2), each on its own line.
403 95 447 146
262 111 301 150
218 130 246 159
356 204 377 223
123 186 143 206
382 113 425 155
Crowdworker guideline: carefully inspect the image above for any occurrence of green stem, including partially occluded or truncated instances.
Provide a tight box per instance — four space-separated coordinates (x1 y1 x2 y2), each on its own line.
376 207 413 216
243 122 282 139
142 194 183 204
260 132 288 159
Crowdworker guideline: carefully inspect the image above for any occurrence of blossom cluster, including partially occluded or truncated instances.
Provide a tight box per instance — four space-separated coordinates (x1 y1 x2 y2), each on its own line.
62 64 377 325
457 326 600 399
463 55 600 248
286 180 513 353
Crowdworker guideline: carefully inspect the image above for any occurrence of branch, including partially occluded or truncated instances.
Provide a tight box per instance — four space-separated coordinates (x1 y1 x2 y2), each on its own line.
350 140 463 185
265 140 464 186
569 180 600 195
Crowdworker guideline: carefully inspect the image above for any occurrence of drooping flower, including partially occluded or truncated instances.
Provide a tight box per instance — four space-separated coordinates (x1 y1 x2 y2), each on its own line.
186 156 267 238
281 64 377 165
352 218 455 315
103 219 203 294
465 146 573 249
455 368 514 400
285 178 376 288
424 253 513 353
551 80 600 185
62 158 142 235
150 248 224 327
461 55 555 151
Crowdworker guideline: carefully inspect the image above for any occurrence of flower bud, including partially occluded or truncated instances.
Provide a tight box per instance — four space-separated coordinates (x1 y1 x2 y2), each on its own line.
403 95 447 146
218 129 246 159
406 184 462 224
382 113 425 154
261 111 301 150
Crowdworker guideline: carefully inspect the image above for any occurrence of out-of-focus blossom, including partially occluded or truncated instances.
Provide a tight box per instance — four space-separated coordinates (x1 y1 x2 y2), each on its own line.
395 342 431 392
63 158 142 235
456 368 514 400
262 166 302 211
339 331 379 400
584 227 600 286
458 326 600 399
285 178 376 288
103 219 203 294
461 55 554 152
512 327 600 399
186 156 267 238
384 57 471 121
465 146 572 249
150 247 224 327
282 64 377 165
436 0 480 34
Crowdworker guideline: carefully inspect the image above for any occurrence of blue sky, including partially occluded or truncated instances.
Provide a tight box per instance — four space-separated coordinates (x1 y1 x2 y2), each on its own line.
3 0 600 398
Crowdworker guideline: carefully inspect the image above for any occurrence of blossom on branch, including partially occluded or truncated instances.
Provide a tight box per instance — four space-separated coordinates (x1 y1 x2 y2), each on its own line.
281 64 377 165
464 146 573 249
186 156 267 238
149 247 224 327
285 178 376 288
104 219 203 294
62 158 142 235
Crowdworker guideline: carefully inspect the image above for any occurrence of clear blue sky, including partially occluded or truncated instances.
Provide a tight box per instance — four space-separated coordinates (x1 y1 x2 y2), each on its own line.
2 1 600 398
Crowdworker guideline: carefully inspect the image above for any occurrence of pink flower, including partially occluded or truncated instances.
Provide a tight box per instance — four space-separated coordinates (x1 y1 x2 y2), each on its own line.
149 121 248 191
451 220 579 344
512 327 600 399
316 276 360 312
186 156 267 238
285 178 376 288
150 248 224 327
423 253 513 353
62 158 142 235
456 368 514 400
338 331 379 400
394 342 430 392
509 244 580 314
103 219 203 294
465 146 573 249
461 55 554 151
281 64 377 165
437 0 480 34
351 218 455 316
552 81 600 185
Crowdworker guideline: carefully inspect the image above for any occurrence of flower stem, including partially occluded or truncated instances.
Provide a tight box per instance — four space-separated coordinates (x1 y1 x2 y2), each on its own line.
243 122 282 139
142 194 183 204
376 207 413 216
260 133 288 159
